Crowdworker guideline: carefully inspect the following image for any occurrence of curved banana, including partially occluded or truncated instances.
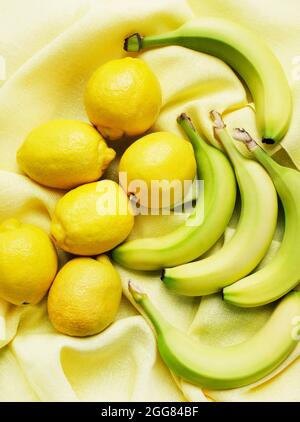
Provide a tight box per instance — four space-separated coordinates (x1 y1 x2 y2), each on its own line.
162 112 277 296
224 129 300 307
112 114 236 270
124 18 292 144
129 282 300 390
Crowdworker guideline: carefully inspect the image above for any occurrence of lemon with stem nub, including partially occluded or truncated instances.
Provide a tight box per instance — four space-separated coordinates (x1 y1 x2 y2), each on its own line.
51 180 134 256
17 120 116 189
48 255 122 337
0 218 58 305
84 57 162 140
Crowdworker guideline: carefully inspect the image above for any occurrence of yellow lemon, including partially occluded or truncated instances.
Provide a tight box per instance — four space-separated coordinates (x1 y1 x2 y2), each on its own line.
47 255 122 337
84 57 162 140
0 218 58 305
17 120 116 189
119 132 196 208
51 180 134 255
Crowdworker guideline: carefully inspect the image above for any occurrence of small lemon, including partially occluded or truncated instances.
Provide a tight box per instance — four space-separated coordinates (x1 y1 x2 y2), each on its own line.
17 120 116 189
47 255 122 337
119 132 196 208
84 57 162 140
51 180 134 255
0 219 58 305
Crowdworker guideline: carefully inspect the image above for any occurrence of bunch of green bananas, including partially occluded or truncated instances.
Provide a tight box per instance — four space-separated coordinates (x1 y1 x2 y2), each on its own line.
112 18 300 390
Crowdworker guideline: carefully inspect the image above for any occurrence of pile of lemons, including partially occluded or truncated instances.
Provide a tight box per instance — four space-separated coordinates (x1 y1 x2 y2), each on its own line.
1 57 196 337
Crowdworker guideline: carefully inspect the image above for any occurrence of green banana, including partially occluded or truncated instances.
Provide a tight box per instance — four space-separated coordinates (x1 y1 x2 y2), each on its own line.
162 112 277 296
112 114 236 270
224 129 300 307
124 18 292 144
129 282 300 390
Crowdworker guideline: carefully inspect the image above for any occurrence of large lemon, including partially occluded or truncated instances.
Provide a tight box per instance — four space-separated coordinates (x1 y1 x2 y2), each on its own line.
84 57 162 140
0 219 58 305
48 255 122 337
51 180 134 255
119 132 196 208
17 120 116 189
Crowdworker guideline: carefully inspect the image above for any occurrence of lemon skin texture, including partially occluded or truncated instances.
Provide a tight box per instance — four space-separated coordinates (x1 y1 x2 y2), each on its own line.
84 57 162 140
51 180 134 256
47 255 122 337
17 120 116 189
0 218 58 305
119 132 196 208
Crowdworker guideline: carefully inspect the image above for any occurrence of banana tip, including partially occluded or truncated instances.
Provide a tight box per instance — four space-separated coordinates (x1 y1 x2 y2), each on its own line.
262 138 275 145
124 33 143 52
128 280 146 302
233 128 258 151
210 110 225 129
177 113 196 131
177 113 188 123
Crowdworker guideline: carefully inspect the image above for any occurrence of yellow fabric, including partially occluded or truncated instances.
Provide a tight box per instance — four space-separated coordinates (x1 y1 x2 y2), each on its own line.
0 0 299 402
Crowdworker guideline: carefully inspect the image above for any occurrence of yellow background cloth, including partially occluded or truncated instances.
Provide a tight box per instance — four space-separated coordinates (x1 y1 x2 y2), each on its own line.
0 0 300 402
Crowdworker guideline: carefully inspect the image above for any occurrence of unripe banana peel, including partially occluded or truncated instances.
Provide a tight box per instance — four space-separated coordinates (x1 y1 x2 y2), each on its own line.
129 281 300 390
162 112 277 296
224 129 300 307
124 18 292 144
